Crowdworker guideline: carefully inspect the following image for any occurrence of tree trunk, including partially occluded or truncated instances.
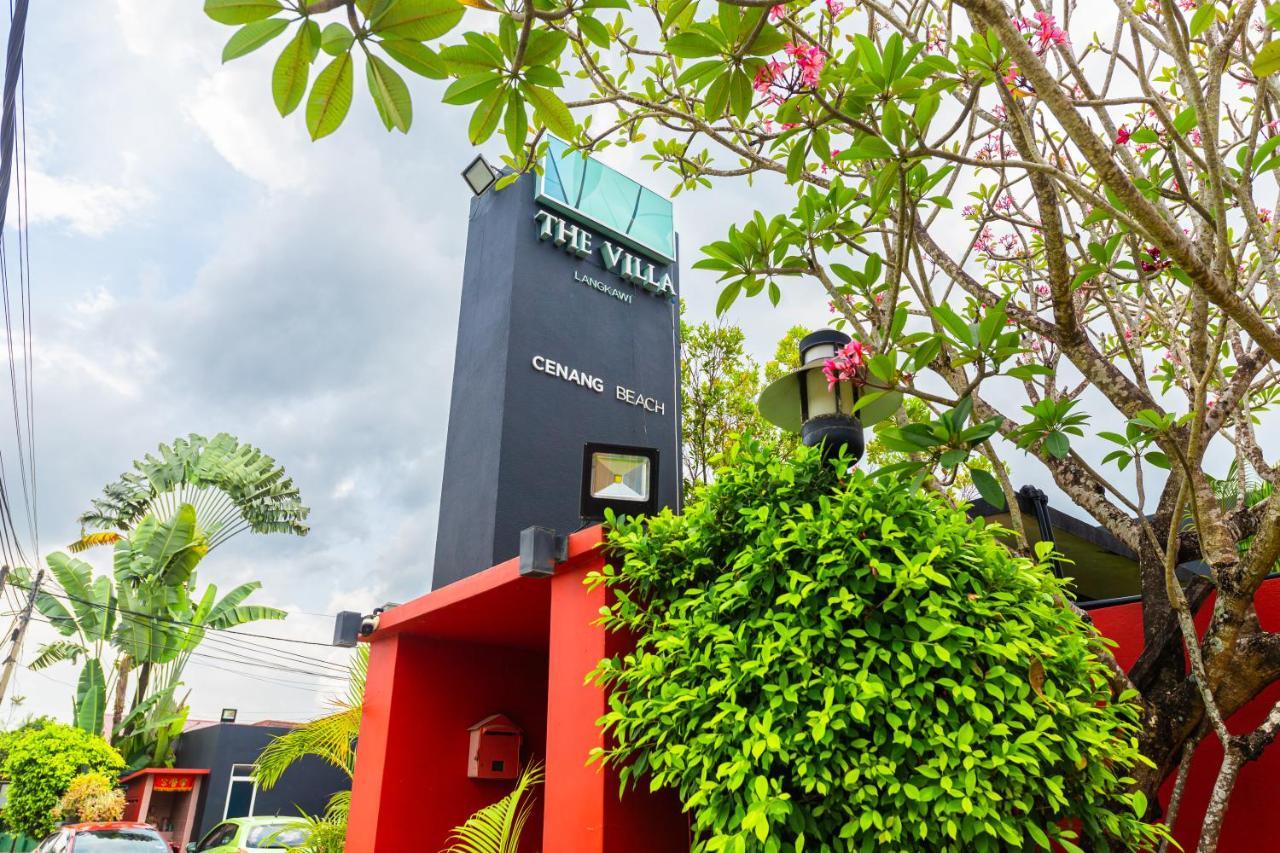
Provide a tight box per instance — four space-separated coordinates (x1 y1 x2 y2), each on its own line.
110 655 132 744
120 660 152 739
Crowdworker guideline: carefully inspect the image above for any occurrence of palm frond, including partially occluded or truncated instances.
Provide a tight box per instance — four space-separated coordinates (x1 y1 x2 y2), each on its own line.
254 706 361 788
345 644 369 708
444 761 545 853
68 531 122 552
27 640 88 671
79 433 310 547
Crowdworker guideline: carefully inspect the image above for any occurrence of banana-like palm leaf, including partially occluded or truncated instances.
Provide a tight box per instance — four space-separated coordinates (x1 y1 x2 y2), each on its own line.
68 531 122 552
74 659 108 736
131 504 205 588
205 582 286 629
28 640 88 670
113 577 184 665
444 761 544 853
46 552 116 643
79 433 309 549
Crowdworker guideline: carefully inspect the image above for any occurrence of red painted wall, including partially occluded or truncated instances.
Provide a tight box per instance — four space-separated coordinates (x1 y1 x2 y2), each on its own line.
1090 579 1280 851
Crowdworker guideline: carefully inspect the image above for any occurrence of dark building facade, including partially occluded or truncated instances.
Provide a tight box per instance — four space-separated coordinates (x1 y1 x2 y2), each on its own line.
432 143 682 588
174 722 350 840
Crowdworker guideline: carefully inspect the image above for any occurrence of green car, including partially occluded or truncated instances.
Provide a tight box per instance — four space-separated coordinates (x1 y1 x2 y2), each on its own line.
186 816 309 852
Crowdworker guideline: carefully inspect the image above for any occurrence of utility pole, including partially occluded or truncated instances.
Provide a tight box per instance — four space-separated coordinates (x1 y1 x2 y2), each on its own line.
0 567 41 706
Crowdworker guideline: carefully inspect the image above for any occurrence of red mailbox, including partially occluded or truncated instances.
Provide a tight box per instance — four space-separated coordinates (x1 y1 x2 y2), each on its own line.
467 714 523 780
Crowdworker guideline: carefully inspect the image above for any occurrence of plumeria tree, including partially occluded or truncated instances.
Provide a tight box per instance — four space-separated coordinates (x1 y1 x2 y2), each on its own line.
208 0 1280 845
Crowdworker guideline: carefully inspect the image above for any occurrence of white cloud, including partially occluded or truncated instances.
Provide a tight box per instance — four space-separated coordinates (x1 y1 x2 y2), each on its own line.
184 70 314 192
18 168 150 237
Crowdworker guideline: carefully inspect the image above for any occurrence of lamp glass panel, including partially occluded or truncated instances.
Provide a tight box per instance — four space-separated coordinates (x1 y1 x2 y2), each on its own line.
804 369 836 417
589 452 651 501
464 159 495 194
837 380 855 413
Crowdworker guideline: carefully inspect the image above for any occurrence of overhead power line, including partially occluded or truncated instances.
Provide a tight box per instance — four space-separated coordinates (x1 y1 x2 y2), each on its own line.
24 584 353 671
26 614 348 683
0 0 37 708
33 579 344 650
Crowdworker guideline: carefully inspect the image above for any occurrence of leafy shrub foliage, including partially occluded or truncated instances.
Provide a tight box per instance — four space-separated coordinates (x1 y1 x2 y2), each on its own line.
591 440 1164 852
57 772 125 823
1 722 125 838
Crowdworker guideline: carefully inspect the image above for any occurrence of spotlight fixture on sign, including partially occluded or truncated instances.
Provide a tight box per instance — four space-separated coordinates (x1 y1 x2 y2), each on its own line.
757 330 902 461
461 154 499 196
580 442 660 520
220 708 237 723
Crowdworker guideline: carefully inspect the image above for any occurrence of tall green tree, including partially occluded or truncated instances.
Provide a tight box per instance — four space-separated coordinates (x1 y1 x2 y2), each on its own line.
680 319 764 489
21 433 308 767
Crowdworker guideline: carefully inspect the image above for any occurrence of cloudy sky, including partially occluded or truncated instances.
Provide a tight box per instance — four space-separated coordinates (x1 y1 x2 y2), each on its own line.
0 1 834 724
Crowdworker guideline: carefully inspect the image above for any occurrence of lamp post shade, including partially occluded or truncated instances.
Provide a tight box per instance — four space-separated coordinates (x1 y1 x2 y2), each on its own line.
758 330 902 460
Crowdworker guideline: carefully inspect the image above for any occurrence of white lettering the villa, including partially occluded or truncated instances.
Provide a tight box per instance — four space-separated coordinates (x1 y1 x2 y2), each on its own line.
534 209 676 297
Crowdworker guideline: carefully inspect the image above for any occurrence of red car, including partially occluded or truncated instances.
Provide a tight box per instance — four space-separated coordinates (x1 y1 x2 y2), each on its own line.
33 822 171 853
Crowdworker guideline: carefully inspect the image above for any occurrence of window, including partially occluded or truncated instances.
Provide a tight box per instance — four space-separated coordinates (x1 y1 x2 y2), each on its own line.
196 824 238 852
246 824 309 848
34 832 67 853
69 829 169 852
223 764 258 820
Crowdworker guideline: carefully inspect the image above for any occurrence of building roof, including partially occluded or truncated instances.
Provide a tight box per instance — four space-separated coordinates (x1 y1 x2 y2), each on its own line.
119 768 211 784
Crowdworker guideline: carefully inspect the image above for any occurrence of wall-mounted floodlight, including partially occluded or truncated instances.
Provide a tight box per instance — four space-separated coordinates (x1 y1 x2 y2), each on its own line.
581 443 660 520
220 708 238 723
757 329 902 460
461 154 499 196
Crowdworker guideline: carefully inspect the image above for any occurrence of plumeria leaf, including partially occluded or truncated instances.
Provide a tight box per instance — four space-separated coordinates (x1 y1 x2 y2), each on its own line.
222 18 290 62
306 51 355 140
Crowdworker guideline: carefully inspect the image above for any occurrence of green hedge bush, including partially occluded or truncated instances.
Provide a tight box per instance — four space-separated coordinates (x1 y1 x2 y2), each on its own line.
591 440 1164 852
1 722 125 839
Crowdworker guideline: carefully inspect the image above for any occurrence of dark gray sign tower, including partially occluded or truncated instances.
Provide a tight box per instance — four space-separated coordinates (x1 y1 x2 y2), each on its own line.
432 142 681 588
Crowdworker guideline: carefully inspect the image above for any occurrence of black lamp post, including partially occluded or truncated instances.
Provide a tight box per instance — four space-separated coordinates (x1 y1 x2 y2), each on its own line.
757 329 901 461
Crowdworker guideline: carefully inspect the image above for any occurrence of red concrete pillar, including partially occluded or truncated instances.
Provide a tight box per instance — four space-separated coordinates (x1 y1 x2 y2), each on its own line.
346 634 424 853
543 559 610 851
543 556 688 852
